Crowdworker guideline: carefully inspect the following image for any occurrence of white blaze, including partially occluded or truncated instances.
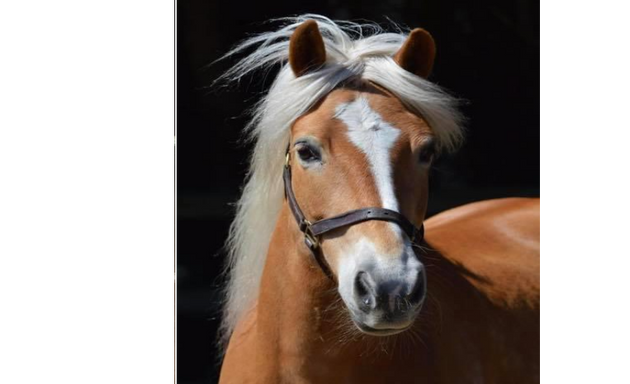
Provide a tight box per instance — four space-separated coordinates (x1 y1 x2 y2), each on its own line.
333 96 423 328
335 96 400 211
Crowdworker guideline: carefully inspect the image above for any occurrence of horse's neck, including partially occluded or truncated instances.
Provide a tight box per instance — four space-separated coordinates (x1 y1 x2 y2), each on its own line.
254 206 341 379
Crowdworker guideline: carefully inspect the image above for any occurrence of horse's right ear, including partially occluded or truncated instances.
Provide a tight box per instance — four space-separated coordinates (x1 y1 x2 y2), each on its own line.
289 20 326 77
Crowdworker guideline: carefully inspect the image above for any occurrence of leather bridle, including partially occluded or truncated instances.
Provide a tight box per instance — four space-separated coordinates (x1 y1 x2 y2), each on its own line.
283 149 425 281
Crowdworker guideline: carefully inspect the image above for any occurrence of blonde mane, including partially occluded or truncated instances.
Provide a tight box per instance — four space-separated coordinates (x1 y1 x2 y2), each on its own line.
216 14 464 345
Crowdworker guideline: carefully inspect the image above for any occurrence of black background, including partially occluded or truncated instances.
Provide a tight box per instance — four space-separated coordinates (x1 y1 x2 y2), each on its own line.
177 1 539 383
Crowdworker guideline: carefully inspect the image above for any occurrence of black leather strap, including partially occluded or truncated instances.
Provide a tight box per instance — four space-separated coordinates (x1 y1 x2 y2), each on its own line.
310 208 419 240
283 164 308 230
283 164 336 280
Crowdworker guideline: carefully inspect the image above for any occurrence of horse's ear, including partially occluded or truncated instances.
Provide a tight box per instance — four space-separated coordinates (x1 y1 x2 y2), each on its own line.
394 28 436 79
289 20 326 77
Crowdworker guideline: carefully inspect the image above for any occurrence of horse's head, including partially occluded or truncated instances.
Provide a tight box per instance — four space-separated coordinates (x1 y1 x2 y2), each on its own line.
220 16 462 344
287 21 437 336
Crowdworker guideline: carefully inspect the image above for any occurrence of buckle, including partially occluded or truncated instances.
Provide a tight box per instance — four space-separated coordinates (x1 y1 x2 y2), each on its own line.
302 220 320 249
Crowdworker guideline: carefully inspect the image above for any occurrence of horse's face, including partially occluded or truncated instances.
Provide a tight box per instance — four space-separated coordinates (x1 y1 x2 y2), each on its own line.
290 83 434 335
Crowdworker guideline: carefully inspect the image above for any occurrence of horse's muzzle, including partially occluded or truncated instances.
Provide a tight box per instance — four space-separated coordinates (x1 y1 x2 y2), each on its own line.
350 266 426 335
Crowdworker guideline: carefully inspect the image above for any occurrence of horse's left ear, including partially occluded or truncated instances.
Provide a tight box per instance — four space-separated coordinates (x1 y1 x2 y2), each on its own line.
289 20 327 77
394 28 436 79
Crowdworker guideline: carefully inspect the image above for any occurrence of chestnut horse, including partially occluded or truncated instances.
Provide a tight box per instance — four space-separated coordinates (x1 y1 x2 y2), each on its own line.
217 15 539 383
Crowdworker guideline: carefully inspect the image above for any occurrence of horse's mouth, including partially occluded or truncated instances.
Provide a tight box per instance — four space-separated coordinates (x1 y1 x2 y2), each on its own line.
353 321 412 337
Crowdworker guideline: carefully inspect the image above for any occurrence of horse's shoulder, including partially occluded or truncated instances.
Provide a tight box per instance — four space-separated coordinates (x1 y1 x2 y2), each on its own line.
425 198 540 309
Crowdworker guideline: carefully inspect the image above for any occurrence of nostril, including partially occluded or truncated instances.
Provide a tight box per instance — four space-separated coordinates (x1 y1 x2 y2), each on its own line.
397 295 411 313
355 272 368 296
407 273 426 305
355 271 375 312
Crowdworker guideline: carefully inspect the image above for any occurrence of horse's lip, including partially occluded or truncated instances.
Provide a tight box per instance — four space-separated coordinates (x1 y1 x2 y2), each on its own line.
353 321 412 336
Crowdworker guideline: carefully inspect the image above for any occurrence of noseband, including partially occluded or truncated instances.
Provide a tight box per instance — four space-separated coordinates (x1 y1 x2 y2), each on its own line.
283 149 425 281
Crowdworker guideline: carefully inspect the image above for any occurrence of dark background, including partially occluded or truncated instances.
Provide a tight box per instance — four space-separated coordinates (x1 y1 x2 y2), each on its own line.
177 1 539 383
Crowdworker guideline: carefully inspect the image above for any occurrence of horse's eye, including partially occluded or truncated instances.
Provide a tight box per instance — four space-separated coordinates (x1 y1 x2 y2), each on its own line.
419 142 435 164
297 145 320 162
419 150 434 164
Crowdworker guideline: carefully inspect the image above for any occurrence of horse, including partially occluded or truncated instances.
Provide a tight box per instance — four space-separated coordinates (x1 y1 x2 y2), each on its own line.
215 15 540 384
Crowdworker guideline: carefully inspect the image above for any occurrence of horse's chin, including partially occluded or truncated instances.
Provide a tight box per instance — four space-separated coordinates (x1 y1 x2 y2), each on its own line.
352 319 413 337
